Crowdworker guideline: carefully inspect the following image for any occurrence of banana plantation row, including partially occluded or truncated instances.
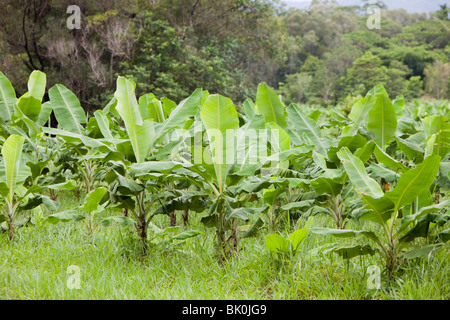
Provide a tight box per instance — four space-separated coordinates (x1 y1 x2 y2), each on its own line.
0 70 449 279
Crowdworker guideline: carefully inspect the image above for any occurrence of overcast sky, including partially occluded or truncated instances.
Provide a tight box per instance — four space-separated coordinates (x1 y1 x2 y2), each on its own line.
282 0 450 13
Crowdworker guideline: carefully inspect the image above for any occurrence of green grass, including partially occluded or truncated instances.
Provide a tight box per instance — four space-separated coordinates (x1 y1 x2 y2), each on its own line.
0 191 449 299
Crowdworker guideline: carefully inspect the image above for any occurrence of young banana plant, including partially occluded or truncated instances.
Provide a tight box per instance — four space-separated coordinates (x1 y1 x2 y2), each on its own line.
106 76 204 250
45 186 134 237
0 135 58 240
176 93 308 261
312 147 449 280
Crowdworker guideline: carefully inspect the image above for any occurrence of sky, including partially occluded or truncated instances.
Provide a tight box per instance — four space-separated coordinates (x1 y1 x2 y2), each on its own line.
282 0 450 13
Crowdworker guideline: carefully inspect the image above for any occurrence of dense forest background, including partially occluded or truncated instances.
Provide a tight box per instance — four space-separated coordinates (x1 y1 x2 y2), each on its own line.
1 0 449 111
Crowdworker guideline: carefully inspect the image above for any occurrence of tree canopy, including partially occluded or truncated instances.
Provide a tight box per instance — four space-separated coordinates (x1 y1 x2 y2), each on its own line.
0 0 449 109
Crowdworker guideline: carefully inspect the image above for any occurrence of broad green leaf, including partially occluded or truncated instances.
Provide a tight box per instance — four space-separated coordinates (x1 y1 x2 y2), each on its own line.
139 93 165 123
367 93 397 150
267 122 290 153
311 227 381 246
281 200 314 211
49 84 86 135
433 130 450 158
386 155 441 210
235 114 265 172
99 216 135 227
0 71 17 122
402 244 444 259
312 150 327 170
45 181 77 191
200 94 239 192
333 245 377 259
392 95 404 116
103 97 119 117
396 200 450 235
310 177 343 197
266 121 290 169
0 182 9 198
15 70 46 122
407 130 427 148
263 187 284 207
287 103 328 158
338 134 368 152
242 98 255 120
45 210 84 224
368 163 399 182
422 115 450 138
114 77 154 163
156 88 202 139
161 97 177 118
337 147 384 198
130 161 192 177
42 127 114 152
255 82 287 129
107 171 145 196
265 234 291 254
354 141 375 163
241 218 264 238
395 137 424 162
171 230 204 240
347 97 371 135
225 207 266 221
399 213 450 243
374 145 408 172
360 194 394 225
94 109 113 139
426 134 437 156
0 158 31 192
435 229 450 243
20 194 58 211
1 135 26 203
83 187 107 214
288 228 308 252
234 145 314 176
36 101 52 127
12 105 40 137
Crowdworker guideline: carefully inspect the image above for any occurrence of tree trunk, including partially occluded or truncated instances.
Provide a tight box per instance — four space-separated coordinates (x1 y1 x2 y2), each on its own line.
136 215 148 253
387 247 397 282
170 211 176 226
227 219 238 252
182 209 189 226
7 217 14 241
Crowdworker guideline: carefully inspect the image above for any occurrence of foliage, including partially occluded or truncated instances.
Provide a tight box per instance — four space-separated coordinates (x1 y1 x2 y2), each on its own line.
0 67 449 282
1 1 448 108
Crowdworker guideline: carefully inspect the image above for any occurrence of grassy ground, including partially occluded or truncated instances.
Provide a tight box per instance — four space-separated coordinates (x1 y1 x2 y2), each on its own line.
1 191 449 299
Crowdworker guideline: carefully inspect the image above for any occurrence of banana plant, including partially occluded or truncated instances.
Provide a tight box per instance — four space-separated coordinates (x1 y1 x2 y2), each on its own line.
171 92 315 260
312 147 449 280
0 71 17 125
265 217 314 259
42 82 140 201
0 71 76 201
45 186 134 236
306 135 375 229
103 76 204 249
161 93 261 260
5 71 52 156
0 135 58 240
237 84 316 233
